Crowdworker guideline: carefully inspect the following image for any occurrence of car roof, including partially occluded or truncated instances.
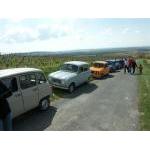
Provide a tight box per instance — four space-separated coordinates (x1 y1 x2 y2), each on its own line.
93 61 108 64
106 60 116 62
0 68 42 78
64 61 89 66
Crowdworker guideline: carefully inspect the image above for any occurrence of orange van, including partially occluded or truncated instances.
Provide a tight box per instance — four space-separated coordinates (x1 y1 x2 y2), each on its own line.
90 61 110 78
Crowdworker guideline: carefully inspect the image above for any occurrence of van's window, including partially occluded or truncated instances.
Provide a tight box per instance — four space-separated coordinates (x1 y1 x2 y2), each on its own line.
37 73 47 84
20 74 36 89
1 77 18 92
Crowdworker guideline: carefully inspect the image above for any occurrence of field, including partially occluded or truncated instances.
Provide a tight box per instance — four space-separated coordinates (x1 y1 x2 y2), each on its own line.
0 53 129 76
138 59 150 130
0 55 99 76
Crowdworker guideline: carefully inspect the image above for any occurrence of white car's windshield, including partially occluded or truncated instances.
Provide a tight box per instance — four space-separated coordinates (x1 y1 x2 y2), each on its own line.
61 64 78 72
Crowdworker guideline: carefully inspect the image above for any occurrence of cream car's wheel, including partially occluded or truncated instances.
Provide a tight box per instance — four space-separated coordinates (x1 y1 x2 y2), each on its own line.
68 83 75 93
39 99 49 110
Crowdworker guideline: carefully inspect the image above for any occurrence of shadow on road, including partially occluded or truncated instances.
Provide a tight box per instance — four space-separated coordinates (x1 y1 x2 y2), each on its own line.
94 74 114 80
13 106 57 131
53 82 98 99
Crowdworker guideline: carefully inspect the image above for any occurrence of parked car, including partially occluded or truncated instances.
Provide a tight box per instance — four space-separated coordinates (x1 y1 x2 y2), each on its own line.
115 60 122 70
90 61 110 78
0 68 52 118
117 59 124 68
48 61 91 93
106 60 117 72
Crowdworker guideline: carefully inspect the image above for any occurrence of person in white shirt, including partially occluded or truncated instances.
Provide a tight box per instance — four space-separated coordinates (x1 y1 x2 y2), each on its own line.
124 58 128 74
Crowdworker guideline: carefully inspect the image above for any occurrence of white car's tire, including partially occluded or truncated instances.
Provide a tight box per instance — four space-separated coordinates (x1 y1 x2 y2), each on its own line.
68 83 75 93
39 98 49 110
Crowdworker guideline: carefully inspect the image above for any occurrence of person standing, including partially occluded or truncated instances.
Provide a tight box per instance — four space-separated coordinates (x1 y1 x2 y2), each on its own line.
124 58 128 74
127 58 132 74
138 64 143 74
131 58 137 74
0 80 12 131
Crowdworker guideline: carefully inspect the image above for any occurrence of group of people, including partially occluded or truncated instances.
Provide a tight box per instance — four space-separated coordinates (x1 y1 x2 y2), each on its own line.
123 57 143 75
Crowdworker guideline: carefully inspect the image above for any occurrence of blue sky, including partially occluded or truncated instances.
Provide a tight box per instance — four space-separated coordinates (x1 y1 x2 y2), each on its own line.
0 18 150 54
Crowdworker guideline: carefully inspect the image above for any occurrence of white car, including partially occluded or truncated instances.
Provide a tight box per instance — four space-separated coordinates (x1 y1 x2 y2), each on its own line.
48 61 91 93
0 68 52 118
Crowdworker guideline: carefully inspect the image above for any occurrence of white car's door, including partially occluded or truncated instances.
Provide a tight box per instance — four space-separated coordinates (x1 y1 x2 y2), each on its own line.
36 72 52 101
77 66 88 85
19 73 39 112
83 65 91 81
1 77 25 118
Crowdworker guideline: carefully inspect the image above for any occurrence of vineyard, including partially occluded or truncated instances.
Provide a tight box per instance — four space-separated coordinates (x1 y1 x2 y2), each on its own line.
0 54 119 76
0 51 149 76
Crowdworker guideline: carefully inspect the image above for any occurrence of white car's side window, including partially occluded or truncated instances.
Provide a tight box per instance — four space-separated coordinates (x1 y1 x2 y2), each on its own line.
79 67 84 73
84 66 89 72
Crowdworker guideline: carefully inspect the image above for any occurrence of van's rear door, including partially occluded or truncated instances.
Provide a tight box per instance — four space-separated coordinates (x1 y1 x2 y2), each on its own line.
19 73 39 112
1 76 25 118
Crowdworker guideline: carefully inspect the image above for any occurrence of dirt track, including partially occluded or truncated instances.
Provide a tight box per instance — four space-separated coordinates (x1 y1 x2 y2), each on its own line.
14 70 139 131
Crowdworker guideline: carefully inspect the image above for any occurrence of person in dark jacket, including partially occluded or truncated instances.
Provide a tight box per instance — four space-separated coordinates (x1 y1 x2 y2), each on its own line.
127 58 132 73
138 64 143 74
0 80 12 131
131 59 137 74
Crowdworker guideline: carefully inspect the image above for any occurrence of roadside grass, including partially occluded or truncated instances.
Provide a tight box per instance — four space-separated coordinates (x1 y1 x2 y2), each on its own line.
137 59 150 130
51 88 66 101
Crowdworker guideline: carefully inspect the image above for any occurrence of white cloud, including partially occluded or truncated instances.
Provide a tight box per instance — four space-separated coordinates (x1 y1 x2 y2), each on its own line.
0 21 77 44
122 27 130 34
135 30 140 34
122 27 141 35
0 26 39 43
100 28 113 35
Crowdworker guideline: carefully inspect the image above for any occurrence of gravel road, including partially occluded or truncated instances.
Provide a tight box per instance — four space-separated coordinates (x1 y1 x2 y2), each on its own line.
14 70 139 131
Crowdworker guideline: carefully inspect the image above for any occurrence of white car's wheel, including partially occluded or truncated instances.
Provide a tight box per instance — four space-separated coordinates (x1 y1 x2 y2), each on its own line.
68 83 75 93
86 76 92 83
39 99 49 110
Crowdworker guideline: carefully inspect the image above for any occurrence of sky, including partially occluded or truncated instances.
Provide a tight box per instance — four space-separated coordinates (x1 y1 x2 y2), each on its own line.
0 18 150 54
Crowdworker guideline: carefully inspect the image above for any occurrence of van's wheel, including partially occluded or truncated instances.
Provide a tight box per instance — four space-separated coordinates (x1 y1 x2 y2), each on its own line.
39 98 49 110
68 83 75 93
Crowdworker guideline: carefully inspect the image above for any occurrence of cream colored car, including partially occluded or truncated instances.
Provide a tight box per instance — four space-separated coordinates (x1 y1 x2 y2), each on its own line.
0 68 52 118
